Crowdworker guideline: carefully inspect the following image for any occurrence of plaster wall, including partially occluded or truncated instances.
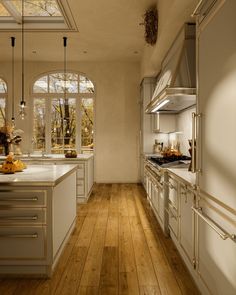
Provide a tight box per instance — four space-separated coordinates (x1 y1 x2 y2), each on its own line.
0 61 140 183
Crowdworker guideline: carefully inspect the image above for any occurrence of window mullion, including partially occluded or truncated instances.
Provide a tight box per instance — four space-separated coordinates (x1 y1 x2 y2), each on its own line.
45 98 51 154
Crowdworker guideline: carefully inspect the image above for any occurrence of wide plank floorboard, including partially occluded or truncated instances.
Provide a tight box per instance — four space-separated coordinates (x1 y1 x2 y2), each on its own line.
0 184 199 295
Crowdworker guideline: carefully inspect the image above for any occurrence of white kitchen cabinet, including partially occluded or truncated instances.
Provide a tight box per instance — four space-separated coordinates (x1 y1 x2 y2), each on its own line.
179 184 195 266
166 175 179 238
144 162 166 233
140 78 156 184
194 192 236 295
0 167 77 277
152 113 176 133
21 155 94 203
193 0 236 294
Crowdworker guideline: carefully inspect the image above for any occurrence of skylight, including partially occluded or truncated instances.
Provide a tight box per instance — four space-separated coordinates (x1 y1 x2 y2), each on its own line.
12 0 62 17
0 0 77 30
0 3 10 16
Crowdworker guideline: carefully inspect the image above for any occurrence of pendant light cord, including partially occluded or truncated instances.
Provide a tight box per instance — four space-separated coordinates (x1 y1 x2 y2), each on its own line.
11 37 15 122
63 37 67 104
21 0 25 105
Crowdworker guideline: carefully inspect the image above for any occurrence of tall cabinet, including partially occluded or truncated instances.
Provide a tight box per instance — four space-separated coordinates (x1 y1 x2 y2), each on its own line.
193 1 236 294
140 77 156 184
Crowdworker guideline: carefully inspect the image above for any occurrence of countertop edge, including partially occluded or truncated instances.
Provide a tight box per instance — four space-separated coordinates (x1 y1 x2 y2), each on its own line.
0 165 78 187
167 168 196 187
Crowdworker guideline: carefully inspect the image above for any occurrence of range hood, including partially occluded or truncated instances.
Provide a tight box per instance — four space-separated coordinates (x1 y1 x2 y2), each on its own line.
146 23 196 114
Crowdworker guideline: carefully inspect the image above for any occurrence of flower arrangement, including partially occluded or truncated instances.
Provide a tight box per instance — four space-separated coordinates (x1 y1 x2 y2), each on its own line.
0 123 23 155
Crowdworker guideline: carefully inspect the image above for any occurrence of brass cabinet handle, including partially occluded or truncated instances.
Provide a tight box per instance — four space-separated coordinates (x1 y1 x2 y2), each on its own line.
0 215 38 221
0 197 38 202
0 233 38 238
192 207 236 242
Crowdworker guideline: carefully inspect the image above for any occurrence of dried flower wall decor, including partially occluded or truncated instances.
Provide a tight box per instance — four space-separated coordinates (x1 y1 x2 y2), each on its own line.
144 6 158 46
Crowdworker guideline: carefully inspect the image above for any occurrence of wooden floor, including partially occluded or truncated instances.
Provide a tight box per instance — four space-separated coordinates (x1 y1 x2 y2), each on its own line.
0 184 199 295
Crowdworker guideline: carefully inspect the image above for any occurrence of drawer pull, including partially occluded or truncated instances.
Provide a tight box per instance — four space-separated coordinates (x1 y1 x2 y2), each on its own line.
0 197 38 202
77 184 83 187
0 233 38 239
0 215 38 221
192 207 236 242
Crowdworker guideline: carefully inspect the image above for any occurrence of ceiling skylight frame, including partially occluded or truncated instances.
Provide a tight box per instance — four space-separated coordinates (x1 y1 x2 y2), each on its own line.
0 0 78 31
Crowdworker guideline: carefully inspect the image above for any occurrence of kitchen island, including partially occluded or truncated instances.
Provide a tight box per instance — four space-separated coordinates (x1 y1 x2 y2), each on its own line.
0 154 94 203
0 164 77 278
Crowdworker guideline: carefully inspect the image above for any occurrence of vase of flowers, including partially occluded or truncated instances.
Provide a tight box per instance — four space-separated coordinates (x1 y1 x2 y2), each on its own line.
0 123 23 156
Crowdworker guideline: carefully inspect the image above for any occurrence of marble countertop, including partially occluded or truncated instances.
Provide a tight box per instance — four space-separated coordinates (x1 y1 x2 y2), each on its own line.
0 153 93 161
167 168 196 186
0 164 78 187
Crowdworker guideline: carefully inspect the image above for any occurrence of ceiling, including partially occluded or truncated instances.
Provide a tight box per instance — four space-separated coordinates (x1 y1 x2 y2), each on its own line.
0 0 156 62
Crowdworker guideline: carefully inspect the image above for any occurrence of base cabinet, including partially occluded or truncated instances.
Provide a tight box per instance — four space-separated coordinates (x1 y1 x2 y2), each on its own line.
0 172 77 277
179 184 195 266
144 162 166 233
22 156 94 203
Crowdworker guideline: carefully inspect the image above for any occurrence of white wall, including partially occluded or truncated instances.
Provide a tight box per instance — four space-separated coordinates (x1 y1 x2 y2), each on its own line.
0 61 140 183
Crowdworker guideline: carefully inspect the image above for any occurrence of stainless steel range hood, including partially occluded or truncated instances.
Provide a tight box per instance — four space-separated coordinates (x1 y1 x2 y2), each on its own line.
146 23 196 114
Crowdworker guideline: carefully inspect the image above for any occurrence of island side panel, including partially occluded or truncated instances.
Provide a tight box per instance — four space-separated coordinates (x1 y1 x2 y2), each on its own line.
52 171 76 260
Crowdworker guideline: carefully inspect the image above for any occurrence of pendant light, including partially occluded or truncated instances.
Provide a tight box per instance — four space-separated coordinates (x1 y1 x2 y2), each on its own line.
11 36 16 127
19 0 26 120
63 36 68 122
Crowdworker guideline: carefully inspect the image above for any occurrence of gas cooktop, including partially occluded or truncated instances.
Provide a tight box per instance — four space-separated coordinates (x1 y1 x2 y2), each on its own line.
149 155 191 168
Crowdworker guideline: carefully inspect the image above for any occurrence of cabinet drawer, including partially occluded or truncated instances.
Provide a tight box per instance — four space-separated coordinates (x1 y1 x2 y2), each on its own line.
168 205 178 237
0 208 46 225
76 163 85 179
76 180 85 195
0 227 46 260
0 191 46 207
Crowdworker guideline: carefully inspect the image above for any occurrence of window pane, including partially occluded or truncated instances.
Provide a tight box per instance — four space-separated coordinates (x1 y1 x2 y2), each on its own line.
0 79 7 93
51 98 76 153
11 0 62 17
33 75 48 93
79 76 94 93
0 98 6 126
33 98 46 151
0 4 11 16
81 98 94 152
49 73 78 93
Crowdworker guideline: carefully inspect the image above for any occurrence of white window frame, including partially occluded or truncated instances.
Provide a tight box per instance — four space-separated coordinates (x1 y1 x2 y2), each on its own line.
31 71 95 154
0 0 77 31
0 77 7 124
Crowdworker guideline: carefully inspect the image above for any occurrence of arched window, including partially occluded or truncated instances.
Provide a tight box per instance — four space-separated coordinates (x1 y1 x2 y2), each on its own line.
32 72 95 154
0 78 7 126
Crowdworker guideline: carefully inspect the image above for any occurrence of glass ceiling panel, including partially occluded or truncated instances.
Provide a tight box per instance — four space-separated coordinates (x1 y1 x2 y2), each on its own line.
0 3 10 16
11 0 62 17
0 79 7 93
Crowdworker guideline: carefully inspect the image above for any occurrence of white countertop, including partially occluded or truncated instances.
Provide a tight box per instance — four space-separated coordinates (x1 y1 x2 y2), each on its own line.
0 164 78 187
0 154 93 161
167 168 196 186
